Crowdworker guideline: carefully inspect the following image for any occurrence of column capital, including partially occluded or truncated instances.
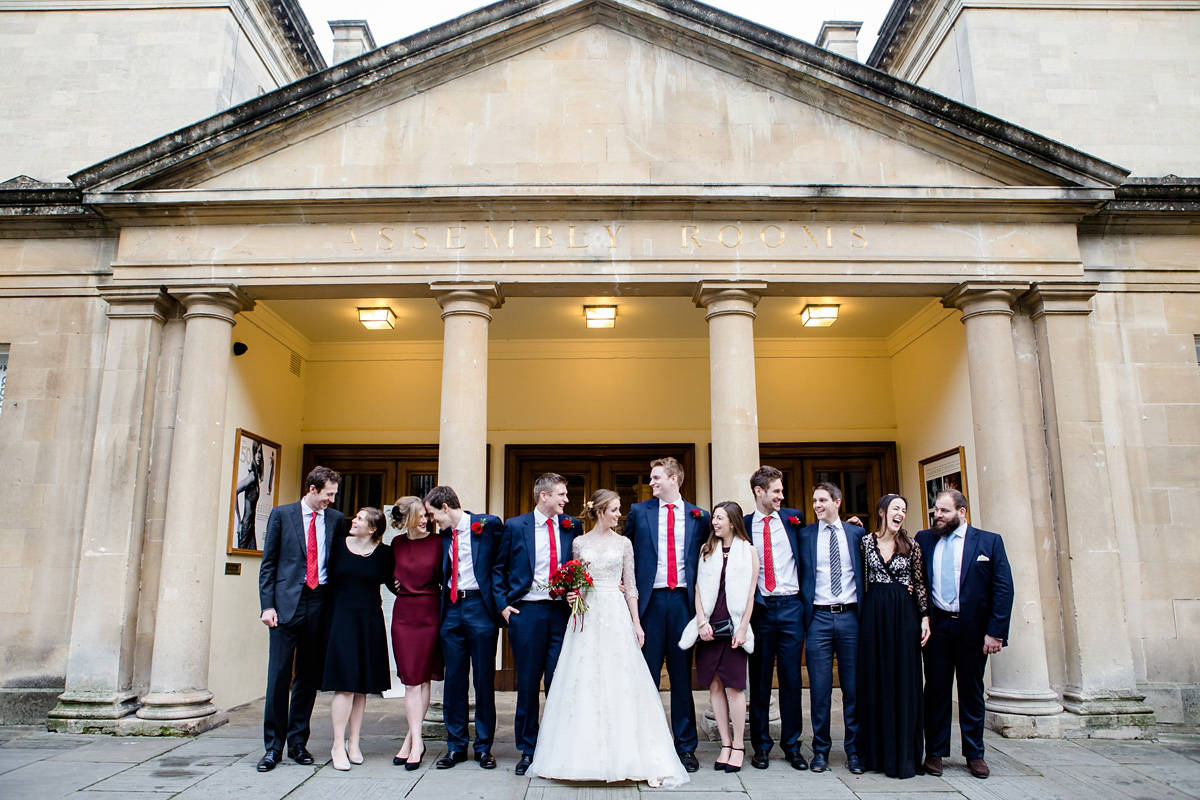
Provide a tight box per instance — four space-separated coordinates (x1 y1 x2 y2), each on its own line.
694 281 766 321
1024 282 1099 320
167 284 255 323
944 282 1030 322
98 285 176 321
431 282 504 321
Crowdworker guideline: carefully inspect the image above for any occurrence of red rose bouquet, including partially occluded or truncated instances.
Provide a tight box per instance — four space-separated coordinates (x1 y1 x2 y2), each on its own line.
538 559 594 629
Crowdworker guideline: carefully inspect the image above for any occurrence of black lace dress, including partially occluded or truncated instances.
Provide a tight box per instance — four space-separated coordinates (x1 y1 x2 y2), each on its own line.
856 533 929 779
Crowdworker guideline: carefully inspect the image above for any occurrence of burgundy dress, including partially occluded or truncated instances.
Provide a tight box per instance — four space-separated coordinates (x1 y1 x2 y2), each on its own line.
695 547 749 690
391 533 444 684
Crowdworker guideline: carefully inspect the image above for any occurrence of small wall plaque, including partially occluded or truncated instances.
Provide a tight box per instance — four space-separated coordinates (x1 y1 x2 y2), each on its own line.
224 562 242 576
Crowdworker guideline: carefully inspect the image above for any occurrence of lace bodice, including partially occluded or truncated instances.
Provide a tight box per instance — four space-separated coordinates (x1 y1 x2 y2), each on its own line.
573 533 637 599
861 533 929 615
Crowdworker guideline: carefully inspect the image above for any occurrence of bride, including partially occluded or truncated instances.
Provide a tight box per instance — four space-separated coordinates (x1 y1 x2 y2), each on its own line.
529 489 689 789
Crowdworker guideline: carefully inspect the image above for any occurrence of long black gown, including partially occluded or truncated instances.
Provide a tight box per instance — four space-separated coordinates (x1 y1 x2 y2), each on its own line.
856 533 929 779
321 537 394 694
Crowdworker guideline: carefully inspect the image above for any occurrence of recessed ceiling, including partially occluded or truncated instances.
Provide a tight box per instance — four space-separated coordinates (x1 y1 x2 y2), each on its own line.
262 296 937 343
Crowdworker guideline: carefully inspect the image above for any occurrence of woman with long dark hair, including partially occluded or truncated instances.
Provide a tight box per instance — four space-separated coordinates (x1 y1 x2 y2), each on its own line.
856 494 930 778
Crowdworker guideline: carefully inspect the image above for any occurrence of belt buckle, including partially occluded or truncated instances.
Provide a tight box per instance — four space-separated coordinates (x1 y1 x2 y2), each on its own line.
830 603 845 613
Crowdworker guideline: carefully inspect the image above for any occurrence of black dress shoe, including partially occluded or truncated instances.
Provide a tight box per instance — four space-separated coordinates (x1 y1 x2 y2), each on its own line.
809 752 828 772
476 751 496 769
751 750 771 769
514 753 533 775
436 750 468 769
257 750 280 772
287 745 314 766
679 751 699 773
787 749 809 770
847 754 865 774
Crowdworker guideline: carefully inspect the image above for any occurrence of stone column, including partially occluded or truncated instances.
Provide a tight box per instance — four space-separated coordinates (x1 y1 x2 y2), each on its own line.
696 282 765 510
1026 284 1155 737
432 283 502 512
136 286 253 732
944 283 1063 736
47 288 173 732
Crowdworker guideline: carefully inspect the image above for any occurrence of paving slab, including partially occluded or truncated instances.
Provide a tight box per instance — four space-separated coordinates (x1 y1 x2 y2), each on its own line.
172 753 317 799
85 751 243 794
1049 764 1193 800
944 775 1073 800
984 740 1116 767
1128 763 1200 797
0 759 132 799
1074 738 1199 765
47 737 186 763
287 776 415 800
0 746 56 775
63 792 176 799
842 771 958 792
527 786 640 799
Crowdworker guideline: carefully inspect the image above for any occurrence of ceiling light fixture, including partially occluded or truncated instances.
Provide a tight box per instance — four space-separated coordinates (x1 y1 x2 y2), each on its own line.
357 306 396 330
584 305 617 329
800 304 839 327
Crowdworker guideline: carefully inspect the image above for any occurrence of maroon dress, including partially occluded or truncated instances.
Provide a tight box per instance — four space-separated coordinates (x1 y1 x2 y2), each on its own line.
391 533 444 684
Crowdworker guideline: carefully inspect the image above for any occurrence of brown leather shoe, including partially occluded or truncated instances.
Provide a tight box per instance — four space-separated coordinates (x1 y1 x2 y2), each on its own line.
923 755 943 776
967 757 990 779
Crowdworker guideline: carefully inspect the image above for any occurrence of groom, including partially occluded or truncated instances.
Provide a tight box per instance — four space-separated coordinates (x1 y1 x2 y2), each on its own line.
494 473 581 776
626 457 707 773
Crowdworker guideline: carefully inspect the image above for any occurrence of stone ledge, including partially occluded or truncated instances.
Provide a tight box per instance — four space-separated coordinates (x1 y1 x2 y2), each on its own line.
0 688 63 725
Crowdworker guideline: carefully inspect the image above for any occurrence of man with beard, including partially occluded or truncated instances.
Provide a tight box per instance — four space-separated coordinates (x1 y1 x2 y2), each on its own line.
915 490 1013 780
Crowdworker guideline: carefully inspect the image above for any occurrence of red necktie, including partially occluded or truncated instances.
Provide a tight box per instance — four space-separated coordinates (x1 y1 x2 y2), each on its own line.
305 511 319 589
763 515 777 592
547 518 558 576
665 504 678 589
450 529 460 604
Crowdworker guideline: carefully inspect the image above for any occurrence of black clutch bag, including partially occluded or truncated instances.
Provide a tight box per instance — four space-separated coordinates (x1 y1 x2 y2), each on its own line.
710 618 735 638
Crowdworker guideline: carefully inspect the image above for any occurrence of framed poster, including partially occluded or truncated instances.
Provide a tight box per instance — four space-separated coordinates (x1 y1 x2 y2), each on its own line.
227 429 281 556
919 446 970 529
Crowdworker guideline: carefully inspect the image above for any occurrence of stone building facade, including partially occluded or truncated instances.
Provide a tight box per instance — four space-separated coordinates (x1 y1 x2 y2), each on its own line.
0 0 1197 738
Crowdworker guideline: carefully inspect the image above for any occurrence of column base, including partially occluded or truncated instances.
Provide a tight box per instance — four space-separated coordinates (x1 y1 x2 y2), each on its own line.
985 686 1065 738
136 690 218 722
700 695 779 742
1059 689 1157 739
986 710 1065 739
47 690 141 731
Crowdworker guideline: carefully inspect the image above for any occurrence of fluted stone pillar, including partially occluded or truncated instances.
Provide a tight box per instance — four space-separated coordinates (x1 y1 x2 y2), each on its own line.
696 282 765 511
47 288 173 732
1026 284 1155 737
432 283 502 512
944 283 1063 737
136 286 253 732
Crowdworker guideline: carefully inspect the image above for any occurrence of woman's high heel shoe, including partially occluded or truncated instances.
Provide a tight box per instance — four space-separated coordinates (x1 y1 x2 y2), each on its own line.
348 745 364 765
715 744 732 771
725 746 744 773
405 743 426 771
331 744 351 772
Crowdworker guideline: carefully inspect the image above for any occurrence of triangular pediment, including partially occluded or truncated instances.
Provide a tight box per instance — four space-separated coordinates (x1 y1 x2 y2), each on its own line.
71 0 1128 195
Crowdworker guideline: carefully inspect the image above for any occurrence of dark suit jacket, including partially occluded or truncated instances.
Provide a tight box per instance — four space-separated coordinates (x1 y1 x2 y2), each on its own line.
493 511 582 617
259 500 345 625
744 507 806 608
440 512 504 623
916 525 1014 645
799 518 867 627
628 498 708 618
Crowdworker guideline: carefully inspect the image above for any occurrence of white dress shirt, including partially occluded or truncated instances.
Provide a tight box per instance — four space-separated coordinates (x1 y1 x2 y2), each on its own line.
931 521 968 612
527 509 560 601
453 512 480 592
653 500 688 589
814 518 857 605
299 497 329 585
751 510 799 596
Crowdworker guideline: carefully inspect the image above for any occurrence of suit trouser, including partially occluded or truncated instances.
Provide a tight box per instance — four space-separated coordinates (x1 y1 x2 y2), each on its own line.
922 609 988 759
641 587 698 752
748 594 805 754
806 607 860 757
263 586 326 753
441 596 499 752
507 599 569 754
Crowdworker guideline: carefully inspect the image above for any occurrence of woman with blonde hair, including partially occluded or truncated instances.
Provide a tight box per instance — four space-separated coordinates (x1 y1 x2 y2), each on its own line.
679 501 758 772
387 496 443 770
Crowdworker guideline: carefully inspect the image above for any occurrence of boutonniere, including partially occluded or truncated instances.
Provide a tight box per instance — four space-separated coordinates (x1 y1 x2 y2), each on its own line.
788 516 801 526
690 508 703 519
470 520 485 535
560 517 574 531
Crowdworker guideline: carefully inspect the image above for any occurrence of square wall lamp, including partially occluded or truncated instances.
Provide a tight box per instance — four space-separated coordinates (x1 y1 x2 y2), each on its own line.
800 304 839 327
584 305 617 328
358 306 396 330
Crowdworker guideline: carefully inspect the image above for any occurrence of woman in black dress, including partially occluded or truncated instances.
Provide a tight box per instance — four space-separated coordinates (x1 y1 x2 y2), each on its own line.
322 506 392 771
857 494 930 779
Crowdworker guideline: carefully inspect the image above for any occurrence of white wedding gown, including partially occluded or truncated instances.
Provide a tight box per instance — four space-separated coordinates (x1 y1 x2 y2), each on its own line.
529 532 689 788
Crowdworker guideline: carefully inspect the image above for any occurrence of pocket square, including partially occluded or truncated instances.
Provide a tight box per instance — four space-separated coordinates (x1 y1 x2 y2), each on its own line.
976 554 990 562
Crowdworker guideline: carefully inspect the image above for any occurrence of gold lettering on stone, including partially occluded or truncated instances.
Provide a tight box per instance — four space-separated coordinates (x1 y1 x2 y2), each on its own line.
411 227 429 250
681 225 702 249
718 225 742 248
760 225 784 249
825 226 835 248
377 227 394 251
568 226 588 249
851 225 867 249
446 226 467 250
535 226 554 249
801 226 820 248
484 225 514 249
345 227 363 251
604 225 623 249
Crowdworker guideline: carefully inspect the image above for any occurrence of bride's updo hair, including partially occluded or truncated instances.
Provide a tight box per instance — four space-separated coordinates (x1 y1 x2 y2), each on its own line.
581 489 620 528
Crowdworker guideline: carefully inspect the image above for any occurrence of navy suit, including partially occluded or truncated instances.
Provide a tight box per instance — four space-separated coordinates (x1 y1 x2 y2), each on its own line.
915 525 1013 760
628 497 706 753
745 507 807 755
439 512 503 754
258 501 345 754
493 511 580 755
800 519 867 758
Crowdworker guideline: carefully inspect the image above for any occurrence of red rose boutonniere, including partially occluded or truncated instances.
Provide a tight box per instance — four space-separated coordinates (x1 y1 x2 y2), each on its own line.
471 521 484 535
560 517 574 531
788 516 801 526
690 508 703 519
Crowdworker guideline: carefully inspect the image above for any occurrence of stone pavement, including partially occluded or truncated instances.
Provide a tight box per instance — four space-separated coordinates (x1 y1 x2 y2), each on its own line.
2 692 1200 800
